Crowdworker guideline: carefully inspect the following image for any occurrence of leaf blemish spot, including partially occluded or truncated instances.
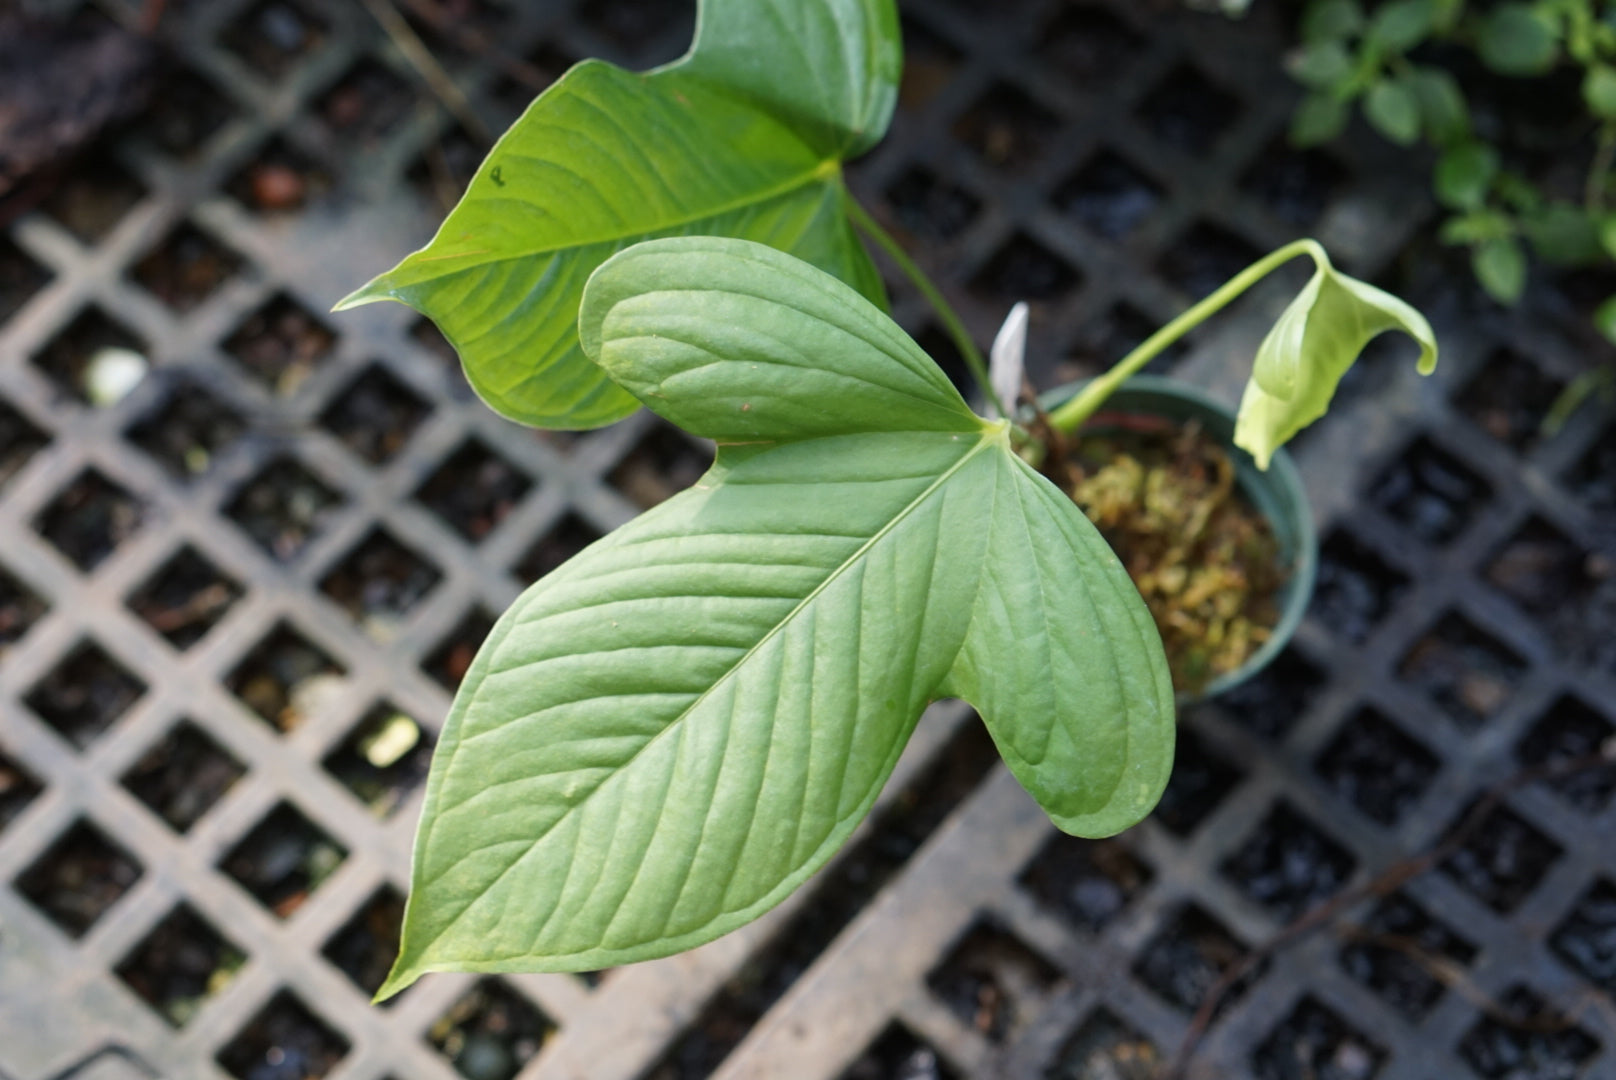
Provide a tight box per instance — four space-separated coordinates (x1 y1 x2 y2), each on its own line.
490 165 505 187
742 403 752 411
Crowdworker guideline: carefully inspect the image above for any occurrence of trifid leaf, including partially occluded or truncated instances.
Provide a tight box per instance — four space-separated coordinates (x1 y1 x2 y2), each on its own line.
1236 247 1437 468
380 239 1174 995
336 0 900 430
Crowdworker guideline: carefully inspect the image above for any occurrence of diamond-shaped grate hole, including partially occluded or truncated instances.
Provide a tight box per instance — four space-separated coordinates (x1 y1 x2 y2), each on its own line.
1442 800 1563 914
926 920 1059 1044
127 379 246 481
1047 1008 1160 1080
322 703 434 818
410 315 475 400
428 978 558 1080
220 802 347 919
1065 302 1187 380
1565 422 1616 526
323 884 405 1001
423 607 496 691
1367 435 1491 545
40 150 146 243
515 512 603 584
1054 150 1164 241
227 622 345 733
127 545 244 649
1398 612 1527 730
35 468 145 572
0 399 49 489
581 0 693 63
0 235 50 323
1159 222 1262 300
0 746 43 837
839 1024 959 1080
1036 4 1143 91
897 16 960 110
883 166 981 244
116 904 245 1027
1456 985 1601 1079
25 640 145 749
1139 65 1240 155
1019 837 1151 934
1212 647 1326 740
408 124 485 214
227 135 333 214
320 363 429 464
30 306 147 405
319 58 417 143
121 720 245 833
1252 996 1385 1080
217 992 350 1080
1549 877 1616 994
1484 516 1598 619
1312 530 1409 644
220 0 329 78
0 560 46 660
136 66 235 158
15 820 143 937
1339 892 1476 1020
1514 695 1616 814
319 528 442 637
1133 904 1255 1014
130 223 243 313
1222 802 1357 921
490 43 578 115
1456 348 1564 451
608 421 711 510
970 233 1081 303
951 81 1059 169
226 457 341 563
1315 708 1439 826
1152 728 1242 835
416 439 533 542
1240 140 1348 227
223 294 337 395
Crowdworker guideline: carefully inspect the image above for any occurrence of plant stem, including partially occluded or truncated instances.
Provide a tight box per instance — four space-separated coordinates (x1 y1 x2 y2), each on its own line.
1046 238 1325 433
845 196 997 410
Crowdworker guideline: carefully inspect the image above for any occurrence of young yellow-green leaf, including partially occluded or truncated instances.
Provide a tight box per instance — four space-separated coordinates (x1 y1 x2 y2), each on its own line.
379 239 1174 994
1236 248 1437 468
336 0 900 430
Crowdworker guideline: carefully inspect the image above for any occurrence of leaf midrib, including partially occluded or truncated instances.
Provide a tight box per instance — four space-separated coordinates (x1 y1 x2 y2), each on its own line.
405 156 844 275
429 429 999 929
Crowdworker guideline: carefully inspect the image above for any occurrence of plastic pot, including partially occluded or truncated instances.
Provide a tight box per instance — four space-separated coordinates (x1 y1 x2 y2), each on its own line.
1039 375 1318 702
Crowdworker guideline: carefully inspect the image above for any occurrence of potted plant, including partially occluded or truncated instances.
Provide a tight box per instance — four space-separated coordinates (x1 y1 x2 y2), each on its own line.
336 0 1435 996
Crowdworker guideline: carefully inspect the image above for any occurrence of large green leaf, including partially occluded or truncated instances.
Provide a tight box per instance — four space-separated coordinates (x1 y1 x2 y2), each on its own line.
380 239 1174 994
335 0 899 430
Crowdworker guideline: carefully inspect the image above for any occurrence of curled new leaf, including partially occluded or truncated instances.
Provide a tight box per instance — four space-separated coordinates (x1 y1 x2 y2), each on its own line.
1236 246 1437 468
336 0 900 430
379 238 1173 995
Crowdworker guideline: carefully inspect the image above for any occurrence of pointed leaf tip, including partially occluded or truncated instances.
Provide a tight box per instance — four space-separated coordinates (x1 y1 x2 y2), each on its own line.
1237 249 1437 468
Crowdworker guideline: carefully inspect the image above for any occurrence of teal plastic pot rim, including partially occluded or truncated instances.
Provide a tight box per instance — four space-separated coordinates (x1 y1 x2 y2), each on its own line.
1037 375 1319 704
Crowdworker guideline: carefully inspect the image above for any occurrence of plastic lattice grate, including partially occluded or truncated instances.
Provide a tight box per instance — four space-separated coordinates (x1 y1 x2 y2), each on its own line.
1 2 1612 1079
